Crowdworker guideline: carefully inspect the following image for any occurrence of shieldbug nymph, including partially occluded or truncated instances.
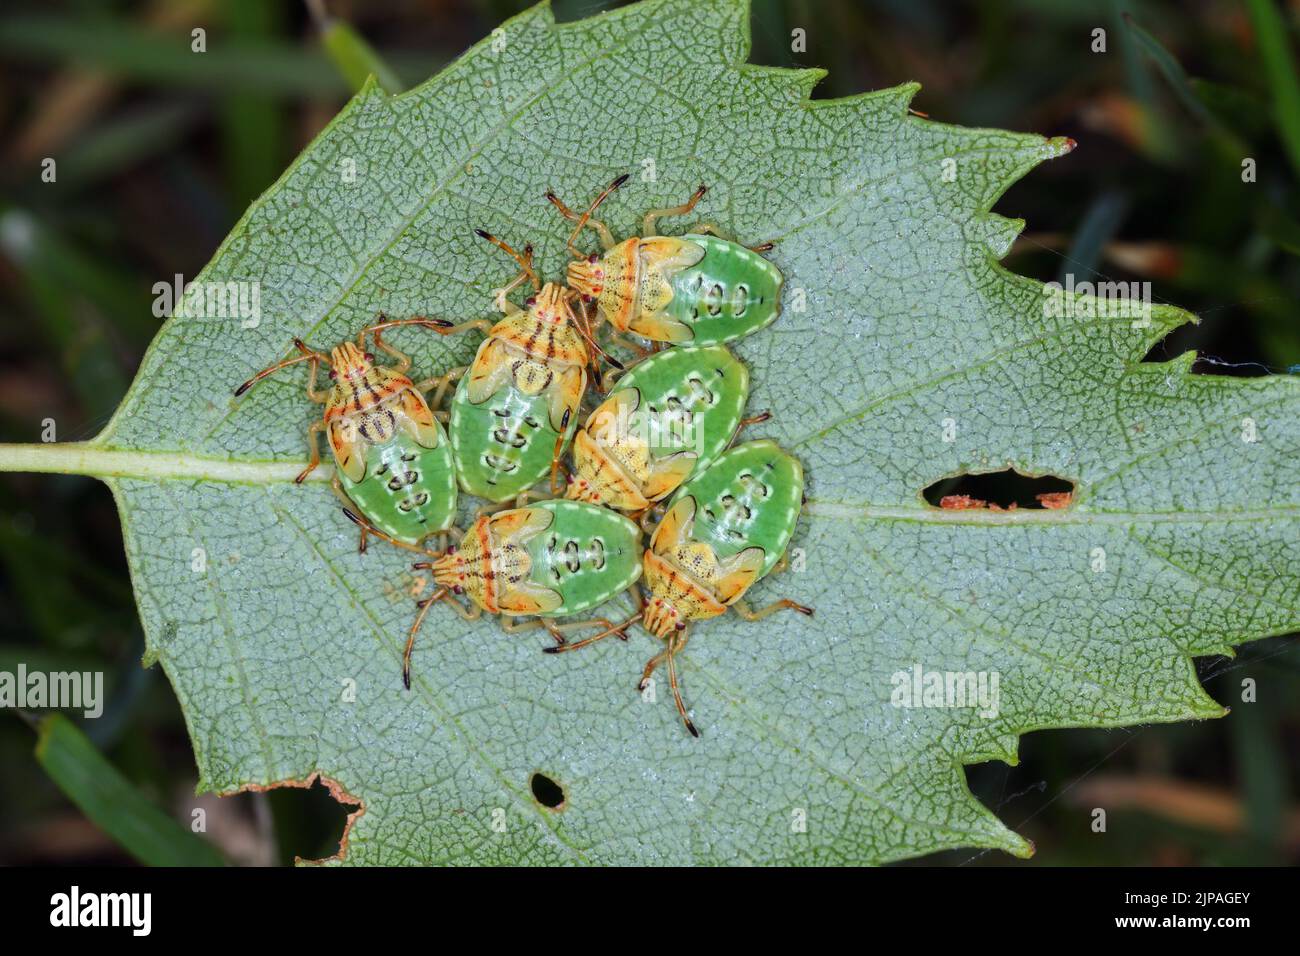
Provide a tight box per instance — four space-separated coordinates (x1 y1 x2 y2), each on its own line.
547 175 783 348
435 232 611 503
548 439 811 736
234 317 460 555
565 344 768 513
402 499 642 688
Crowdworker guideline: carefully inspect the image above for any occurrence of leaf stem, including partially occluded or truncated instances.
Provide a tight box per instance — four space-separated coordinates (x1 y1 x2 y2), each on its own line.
0 442 318 484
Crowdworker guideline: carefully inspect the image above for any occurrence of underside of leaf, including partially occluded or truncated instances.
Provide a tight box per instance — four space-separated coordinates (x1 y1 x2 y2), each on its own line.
88 0 1299 864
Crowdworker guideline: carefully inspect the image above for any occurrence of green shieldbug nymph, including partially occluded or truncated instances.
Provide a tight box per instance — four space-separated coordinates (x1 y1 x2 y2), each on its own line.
433 232 606 503
565 344 767 513
401 499 643 688
548 439 812 736
547 175 783 348
234 317 460 555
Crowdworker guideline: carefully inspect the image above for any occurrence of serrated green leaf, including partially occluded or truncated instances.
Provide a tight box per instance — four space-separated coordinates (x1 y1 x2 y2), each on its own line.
4 0 1297 864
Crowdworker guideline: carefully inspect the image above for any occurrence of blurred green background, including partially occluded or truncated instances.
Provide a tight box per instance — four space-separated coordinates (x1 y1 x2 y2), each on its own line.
0 0 1296 866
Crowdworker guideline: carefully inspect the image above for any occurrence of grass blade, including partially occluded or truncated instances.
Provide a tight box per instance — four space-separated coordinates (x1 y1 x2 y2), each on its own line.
34 713 226 866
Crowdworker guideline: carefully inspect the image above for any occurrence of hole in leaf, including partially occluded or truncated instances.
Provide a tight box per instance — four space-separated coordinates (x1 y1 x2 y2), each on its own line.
529 772 566 810
241 773 363 865
922 470 1075 511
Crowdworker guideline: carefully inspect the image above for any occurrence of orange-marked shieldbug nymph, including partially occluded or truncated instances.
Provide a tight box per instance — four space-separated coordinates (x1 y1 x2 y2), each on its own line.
234 316 461 556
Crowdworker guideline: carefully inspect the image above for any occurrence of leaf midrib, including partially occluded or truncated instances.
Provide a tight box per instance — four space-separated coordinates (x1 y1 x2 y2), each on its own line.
3 441 1295 526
